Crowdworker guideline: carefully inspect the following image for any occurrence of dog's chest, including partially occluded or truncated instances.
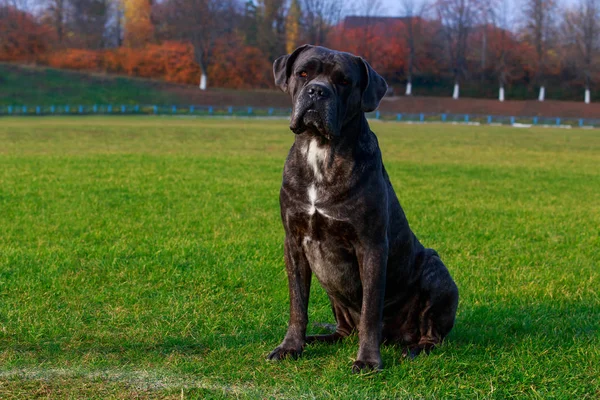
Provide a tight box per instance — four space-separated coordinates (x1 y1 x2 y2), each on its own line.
283 183 362 302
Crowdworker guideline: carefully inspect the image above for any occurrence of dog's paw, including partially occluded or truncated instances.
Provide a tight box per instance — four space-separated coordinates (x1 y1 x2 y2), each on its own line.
401 342 436 359
401 346 422 360
351 359 382 373
267 346 303 361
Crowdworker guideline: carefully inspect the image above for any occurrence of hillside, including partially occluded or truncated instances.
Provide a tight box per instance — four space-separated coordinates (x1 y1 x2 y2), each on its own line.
3 63 599 118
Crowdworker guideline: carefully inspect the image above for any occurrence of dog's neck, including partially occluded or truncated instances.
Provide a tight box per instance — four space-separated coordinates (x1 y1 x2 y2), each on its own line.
293 113 376 184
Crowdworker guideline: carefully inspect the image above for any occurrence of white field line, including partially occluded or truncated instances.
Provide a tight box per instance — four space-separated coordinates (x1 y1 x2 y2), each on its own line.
0 368 276 397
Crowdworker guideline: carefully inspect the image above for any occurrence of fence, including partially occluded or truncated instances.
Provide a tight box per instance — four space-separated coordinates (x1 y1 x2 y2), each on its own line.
1 104 599 128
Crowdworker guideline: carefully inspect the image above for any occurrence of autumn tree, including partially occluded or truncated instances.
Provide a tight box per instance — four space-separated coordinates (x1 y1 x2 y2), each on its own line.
521 0 558 101
487 0 513 101
241 0 259 47
286 0 301 53
256 0 286 59
156 0 239 89
399 0 428 95
111 0 124 47
351 0 383 60
302 0 342 46
44 0 67 44
562 0 599 103
69 0 109 48
0 4 52 61
123 0 153 47
436 0 481 99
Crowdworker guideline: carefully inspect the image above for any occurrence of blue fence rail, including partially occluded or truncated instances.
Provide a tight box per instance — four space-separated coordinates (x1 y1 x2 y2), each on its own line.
1 104 599 128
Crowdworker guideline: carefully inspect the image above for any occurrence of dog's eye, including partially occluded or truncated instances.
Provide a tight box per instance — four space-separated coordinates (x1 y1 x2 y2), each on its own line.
299 71 308 78
340 78 350 86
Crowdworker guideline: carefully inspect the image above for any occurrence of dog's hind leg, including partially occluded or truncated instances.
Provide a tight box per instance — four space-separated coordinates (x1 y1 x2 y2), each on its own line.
306 301 356 344
404 251 458 358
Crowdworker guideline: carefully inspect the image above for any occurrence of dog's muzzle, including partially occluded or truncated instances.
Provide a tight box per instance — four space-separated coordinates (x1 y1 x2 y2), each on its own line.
290 83 338 138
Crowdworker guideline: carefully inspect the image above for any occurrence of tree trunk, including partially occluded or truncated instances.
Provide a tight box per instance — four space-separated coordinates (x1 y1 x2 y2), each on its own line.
452 82 459 100
405 80 412 96
585 88 591 104
195 47 208 91
499 85 505 102
200 71 207 90
538 86 545 102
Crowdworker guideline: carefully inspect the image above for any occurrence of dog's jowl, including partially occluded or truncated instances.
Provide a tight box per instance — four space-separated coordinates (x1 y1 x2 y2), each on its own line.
267 45 459 372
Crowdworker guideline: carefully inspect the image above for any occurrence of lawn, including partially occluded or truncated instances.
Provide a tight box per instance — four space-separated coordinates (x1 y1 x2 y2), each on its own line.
0 117 598 398
0 64 180 106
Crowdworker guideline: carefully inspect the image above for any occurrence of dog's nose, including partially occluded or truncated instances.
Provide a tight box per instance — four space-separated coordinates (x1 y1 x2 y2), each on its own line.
306 83 330 99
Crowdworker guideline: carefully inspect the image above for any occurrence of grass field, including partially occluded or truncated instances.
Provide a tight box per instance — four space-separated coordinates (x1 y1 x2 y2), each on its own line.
0 117 598 398
0 64 184 106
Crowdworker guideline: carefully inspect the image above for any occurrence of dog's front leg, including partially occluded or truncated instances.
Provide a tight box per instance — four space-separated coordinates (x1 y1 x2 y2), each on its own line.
268 237 311 361
353 243 388 372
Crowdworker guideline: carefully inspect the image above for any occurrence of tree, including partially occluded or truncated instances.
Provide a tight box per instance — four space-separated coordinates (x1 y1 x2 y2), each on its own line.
399 0 428 95
69 0 109 48
522 0 558 101
0 4 53 61
241 0 259 47
436 0 481 99
256 0 286 59
45 0 67 44
123 0 153 47
302 0 342 46
351 0 382 61
562 0 599 103
156 0 239 90
286 0 301 53
488 0 513 101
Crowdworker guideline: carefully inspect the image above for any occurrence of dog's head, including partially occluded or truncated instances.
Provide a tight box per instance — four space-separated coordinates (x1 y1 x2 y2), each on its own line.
273 45 387 140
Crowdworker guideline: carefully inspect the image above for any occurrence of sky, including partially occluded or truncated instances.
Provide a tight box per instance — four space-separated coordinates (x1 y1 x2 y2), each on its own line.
375 0 579 17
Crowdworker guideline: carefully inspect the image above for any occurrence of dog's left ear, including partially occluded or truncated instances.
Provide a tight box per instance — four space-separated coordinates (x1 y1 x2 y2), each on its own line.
273 44 311 93
359 58 388 112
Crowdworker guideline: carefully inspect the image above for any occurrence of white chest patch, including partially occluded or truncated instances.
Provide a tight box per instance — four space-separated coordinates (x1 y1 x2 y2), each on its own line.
306 139 327 181
307 184 317 215
305 184 343 221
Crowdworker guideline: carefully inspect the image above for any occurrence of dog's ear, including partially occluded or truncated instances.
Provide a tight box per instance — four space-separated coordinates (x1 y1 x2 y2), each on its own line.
273 44 311 93
359 58 388 112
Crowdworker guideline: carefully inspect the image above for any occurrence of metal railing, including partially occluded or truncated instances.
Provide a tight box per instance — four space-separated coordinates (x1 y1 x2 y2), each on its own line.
1 104 598 128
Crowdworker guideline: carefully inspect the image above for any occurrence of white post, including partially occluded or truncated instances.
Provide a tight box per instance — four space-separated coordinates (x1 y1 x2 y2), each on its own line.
452 83 459 100
585 88 591 104
499 86 505 102
405 82 412 96
538 86 545 102
199 73 207 90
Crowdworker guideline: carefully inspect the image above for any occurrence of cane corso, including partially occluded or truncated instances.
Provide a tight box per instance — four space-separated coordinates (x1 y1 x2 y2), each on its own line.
267 45 459 372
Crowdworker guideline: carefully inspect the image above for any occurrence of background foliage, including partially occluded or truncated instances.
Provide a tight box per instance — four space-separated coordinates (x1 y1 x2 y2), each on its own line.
1 0 599 100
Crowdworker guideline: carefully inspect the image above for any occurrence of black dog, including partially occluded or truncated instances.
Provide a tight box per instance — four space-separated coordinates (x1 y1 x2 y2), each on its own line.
267 45 458 372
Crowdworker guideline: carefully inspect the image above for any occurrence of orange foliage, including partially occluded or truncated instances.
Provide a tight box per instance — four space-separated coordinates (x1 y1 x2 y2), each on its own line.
0 6 54 62
46 48 103 70
123 0 154 47
327 23 407 77
327 19 439 81
208 35 272 89
38 40 272 88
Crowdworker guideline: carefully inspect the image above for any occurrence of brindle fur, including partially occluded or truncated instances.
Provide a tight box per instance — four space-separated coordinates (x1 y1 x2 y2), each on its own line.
267 45 459 372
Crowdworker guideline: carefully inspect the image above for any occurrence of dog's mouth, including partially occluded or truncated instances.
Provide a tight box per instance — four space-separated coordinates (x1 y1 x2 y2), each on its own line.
290 108 331 138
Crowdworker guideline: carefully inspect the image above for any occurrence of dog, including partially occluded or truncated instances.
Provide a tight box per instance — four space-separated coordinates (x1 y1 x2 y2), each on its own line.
267 45 459 372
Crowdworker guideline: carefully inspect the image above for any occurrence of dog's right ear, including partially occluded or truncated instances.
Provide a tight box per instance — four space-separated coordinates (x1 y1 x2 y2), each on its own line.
273 44 311 93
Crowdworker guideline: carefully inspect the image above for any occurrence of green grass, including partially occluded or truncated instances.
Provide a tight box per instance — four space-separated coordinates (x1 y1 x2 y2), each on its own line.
0 64 180 106
0 117 598 398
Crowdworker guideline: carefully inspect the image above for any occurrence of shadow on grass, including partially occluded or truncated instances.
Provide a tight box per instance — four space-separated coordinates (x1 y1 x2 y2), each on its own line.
272 299 600 363
452 300 599 348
